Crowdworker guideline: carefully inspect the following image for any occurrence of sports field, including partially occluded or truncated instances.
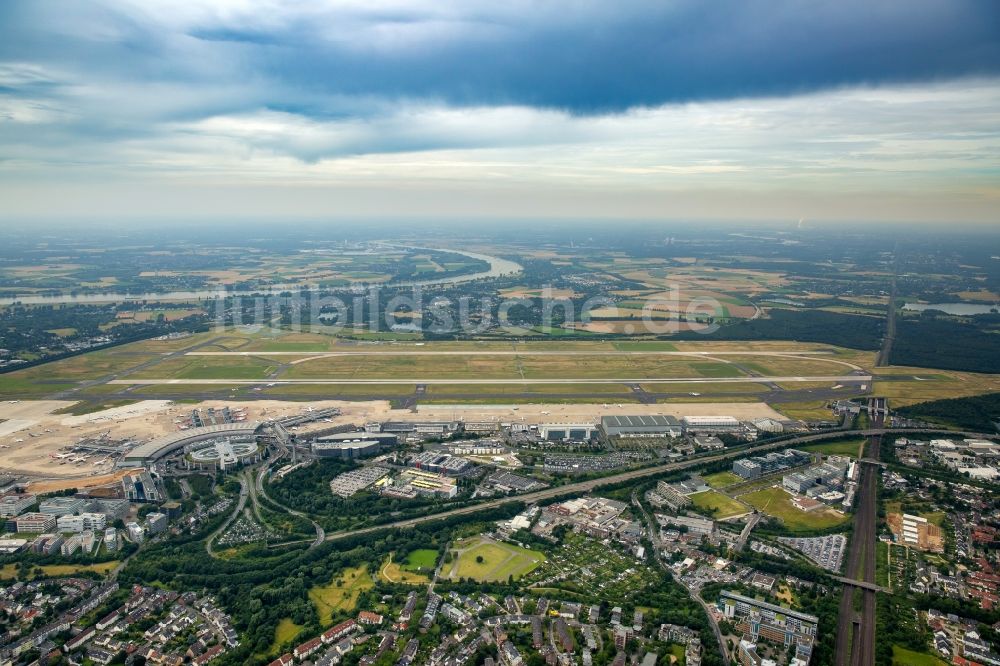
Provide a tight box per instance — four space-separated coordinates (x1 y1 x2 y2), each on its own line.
689 490 748 519
740 486 850 532
445 536 545 582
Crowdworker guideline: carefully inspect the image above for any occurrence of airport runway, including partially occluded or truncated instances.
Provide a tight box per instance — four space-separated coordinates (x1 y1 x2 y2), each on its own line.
185 350 845 356
106 375 873 385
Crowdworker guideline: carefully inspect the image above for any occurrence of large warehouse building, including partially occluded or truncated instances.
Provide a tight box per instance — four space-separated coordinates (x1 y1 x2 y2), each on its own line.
681 416 742 434
600 415 682 439
538 423 598 441
311 432 396 459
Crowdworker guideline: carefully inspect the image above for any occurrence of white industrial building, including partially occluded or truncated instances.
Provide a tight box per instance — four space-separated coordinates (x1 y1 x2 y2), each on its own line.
681 416 742 434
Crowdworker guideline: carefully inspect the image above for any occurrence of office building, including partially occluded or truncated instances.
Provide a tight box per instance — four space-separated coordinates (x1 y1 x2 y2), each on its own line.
718 591 818 647
0 493 36 517
104 527 119 552
38 496 85 516
146 512 168 534
126 521 145 543
16 512 56 533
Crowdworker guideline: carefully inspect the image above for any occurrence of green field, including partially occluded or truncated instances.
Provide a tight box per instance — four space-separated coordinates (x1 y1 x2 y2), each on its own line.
130 356 278 379
447 536 545 582
689 490 748 519
308 564 373 625
379 554 431 585
800 439 865 458
402 548 439 572
0 561 120 580
891 646 949 666
773 400 836 420
274 618 302 644
740 487 850 532
702 471 743 489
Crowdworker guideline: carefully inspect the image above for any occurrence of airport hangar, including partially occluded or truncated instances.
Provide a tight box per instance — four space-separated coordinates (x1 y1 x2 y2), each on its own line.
600 415 683 438
119 422 263 467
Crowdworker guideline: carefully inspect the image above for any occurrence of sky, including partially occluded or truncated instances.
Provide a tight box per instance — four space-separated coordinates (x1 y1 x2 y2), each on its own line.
1 0 999 224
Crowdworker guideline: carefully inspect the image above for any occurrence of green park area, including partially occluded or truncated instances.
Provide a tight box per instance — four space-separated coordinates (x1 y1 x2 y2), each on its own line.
446 536 545 582
891 646 949 666
689 490 748 519
379 549 438 585
702 471 743 489
740 487 850 532
308 564 373 626
800 439 866 458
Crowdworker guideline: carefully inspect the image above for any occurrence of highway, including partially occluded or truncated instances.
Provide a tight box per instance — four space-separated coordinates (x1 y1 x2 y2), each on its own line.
316 423 993 544
876 248 899 367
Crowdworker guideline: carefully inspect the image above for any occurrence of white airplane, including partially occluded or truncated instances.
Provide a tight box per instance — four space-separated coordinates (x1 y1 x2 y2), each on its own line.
689 392 701 396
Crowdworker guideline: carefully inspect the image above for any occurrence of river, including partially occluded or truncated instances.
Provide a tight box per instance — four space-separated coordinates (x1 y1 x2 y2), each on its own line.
0 246 523 305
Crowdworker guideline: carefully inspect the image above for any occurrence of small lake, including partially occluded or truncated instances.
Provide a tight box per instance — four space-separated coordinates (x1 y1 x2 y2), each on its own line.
902 302 998 315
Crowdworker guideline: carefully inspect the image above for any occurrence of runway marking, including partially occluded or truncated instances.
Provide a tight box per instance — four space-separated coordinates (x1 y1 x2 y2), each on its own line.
106 375 872 385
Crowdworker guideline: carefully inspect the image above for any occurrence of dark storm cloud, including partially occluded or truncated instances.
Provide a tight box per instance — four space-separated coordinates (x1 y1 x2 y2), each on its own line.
1 0 999 117
244 0 1000 112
